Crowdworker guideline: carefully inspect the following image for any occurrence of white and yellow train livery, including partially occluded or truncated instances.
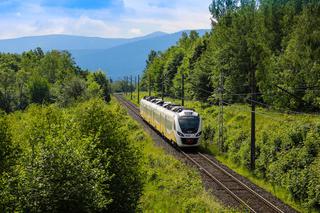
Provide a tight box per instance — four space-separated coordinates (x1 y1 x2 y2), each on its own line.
140 96 202 147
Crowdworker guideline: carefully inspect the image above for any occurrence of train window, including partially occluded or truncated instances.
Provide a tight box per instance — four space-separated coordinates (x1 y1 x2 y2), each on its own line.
178 116 200 134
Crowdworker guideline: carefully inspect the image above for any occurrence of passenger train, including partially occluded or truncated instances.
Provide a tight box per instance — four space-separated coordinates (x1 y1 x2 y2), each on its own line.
140 96 202 147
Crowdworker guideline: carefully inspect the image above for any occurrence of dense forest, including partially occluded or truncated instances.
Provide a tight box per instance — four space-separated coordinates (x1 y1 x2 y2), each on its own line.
142 0 320 112
0 48 111 113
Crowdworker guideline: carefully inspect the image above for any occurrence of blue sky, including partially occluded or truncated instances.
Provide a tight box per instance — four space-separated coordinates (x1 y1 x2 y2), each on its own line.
0 0 212 39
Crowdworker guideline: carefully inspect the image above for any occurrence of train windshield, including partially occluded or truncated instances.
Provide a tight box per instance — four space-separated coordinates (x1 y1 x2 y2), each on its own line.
178 116 200 134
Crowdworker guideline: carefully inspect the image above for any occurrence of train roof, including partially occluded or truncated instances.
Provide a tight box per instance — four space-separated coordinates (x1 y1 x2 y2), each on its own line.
142 96 198 116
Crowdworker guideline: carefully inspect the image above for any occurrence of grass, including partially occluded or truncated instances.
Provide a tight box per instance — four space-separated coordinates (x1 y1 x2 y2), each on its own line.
114 97 231 212
122 91 320 212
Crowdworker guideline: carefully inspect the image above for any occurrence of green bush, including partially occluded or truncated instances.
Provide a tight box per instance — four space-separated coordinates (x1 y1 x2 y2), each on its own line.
0 99 142 212
73 99 143 212
0 113 14 174
307 156 320 208
0 113 18 210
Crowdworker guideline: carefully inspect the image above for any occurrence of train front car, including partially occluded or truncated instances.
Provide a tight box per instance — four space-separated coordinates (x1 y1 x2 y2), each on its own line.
140 96 202 148
174 110 201 147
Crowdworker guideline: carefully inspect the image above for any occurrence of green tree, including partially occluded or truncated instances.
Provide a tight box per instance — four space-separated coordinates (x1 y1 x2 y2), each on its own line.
209 0 239 21
15 70 30 110
39 50 76 84
73 99 143 212
92 71 111 102
260 3 320 110
163 48 184 96
28 76 50 104
142 54 164 94
0 68 16 112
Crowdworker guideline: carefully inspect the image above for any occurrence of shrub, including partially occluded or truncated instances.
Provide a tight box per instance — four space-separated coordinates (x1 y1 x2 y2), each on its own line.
0 99 143 212
73 99 143 212
307 156 320 208
0 113 14 174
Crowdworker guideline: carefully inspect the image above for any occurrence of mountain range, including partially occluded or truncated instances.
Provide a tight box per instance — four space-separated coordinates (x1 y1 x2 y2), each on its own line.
0 29 210 79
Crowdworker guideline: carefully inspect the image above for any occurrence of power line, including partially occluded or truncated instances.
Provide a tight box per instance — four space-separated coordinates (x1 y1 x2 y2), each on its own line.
221 87 320 116
245 97 320 117
138 73 320 116
221 100 286 123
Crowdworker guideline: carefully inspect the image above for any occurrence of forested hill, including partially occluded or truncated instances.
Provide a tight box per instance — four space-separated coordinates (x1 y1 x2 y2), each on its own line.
142 1 320 112
0 30 210 79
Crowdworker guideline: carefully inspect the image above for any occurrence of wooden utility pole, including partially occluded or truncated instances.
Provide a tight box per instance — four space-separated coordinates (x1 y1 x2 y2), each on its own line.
127 76 129 96
123 77 125 95
135 76 137 93
181 74 185 106
138 75 140 104
125 76 128 95
130 75 133 100
251 69 256 170
109 78 112 95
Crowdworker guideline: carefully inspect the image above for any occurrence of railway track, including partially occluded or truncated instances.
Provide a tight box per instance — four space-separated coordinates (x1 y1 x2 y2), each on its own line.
180 151 283 213
115 94 140 113
115 94 289 213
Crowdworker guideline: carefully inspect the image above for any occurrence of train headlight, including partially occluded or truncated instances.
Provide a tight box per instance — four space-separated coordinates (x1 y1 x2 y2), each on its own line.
196 131 202 137
177 131 184 137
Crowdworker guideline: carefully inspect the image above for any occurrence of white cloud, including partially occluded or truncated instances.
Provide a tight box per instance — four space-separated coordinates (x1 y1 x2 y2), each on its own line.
0 16 122 39
53 16 121 37
0 0 212 39
122 0 211 33
122 0 211 32
129 28 142 35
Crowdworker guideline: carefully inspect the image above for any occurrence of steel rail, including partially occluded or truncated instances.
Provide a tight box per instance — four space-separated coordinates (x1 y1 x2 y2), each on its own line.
179 149 257 212
198 152 284 213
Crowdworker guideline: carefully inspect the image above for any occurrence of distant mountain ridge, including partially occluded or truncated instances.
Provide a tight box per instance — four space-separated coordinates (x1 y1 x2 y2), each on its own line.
0 29 210 79
0 32 169 52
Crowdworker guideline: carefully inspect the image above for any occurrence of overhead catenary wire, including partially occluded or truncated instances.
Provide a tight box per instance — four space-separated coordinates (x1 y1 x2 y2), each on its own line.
221 100 286 123
222 87 320 117
245 96 320 117
154 75 195 102
142 72 320 95
127 74 320 117
155 77 278 112
190 84 320 118
154 75 262 99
